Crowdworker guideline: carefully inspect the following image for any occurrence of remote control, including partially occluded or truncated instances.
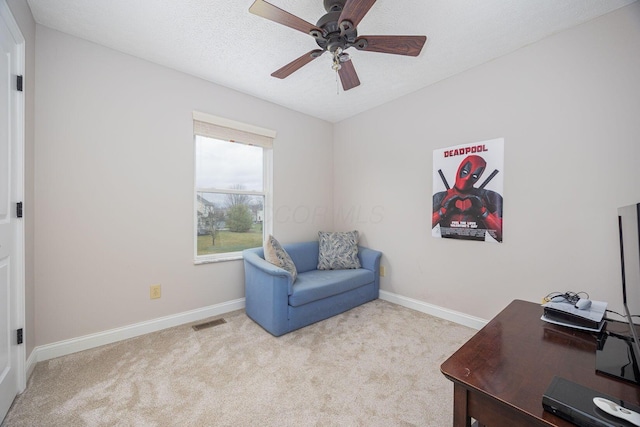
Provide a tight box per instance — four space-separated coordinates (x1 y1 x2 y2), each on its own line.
593 397 640 426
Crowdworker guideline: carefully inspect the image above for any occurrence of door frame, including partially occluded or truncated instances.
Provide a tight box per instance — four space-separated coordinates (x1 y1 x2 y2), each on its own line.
1 0 26 395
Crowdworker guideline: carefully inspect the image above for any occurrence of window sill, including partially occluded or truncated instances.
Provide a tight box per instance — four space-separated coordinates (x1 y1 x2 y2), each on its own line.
194 254 243 265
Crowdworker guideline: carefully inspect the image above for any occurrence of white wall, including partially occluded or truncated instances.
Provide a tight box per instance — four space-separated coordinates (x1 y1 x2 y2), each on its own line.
30 2 640 348
34 27 333 346
333 3 640 321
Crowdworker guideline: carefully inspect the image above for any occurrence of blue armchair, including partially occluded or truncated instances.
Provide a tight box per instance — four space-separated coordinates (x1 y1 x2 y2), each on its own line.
243 241 382 336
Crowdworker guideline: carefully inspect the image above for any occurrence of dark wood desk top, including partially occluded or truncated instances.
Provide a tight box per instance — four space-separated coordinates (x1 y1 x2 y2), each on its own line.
441 299 640 426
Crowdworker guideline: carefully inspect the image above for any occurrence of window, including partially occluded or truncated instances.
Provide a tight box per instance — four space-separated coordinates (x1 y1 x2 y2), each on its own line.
193 112 274 263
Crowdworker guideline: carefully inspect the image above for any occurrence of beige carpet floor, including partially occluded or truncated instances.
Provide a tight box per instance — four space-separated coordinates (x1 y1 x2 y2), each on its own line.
2 300 476 427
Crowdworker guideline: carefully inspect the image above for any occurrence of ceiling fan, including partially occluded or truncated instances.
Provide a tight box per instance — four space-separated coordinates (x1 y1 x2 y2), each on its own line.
249 0 427 91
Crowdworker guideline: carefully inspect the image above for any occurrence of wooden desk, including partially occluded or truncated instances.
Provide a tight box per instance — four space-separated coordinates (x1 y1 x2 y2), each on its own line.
440 299 640 427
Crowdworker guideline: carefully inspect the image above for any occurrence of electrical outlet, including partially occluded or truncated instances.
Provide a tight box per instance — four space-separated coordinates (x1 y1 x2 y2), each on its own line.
380 266 386 277
150 284 161 299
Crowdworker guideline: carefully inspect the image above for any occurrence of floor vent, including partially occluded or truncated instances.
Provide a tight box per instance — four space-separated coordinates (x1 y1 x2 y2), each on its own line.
192 318 227 331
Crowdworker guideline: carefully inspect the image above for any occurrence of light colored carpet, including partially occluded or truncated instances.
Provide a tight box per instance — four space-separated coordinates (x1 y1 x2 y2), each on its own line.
2 300 475 426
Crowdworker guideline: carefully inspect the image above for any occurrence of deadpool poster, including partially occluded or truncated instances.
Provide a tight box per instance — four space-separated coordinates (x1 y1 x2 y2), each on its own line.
432 138 504 243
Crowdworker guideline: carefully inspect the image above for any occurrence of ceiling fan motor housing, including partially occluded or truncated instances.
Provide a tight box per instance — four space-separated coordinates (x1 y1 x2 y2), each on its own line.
323 0 346 12
314 9 358 53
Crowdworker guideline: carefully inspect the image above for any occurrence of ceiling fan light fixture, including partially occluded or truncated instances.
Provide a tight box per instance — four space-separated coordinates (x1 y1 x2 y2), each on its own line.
332 48 345 70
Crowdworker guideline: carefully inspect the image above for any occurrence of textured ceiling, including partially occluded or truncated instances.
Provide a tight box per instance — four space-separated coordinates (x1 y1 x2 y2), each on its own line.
26 0 636 123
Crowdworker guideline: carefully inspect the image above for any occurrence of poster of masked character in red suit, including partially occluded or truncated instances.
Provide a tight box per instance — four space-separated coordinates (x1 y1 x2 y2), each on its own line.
432 138 504 243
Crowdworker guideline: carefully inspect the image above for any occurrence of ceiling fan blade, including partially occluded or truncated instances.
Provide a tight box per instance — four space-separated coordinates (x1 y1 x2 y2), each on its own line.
338 0 377 29
249 0 322 35
355 35 427 56
338 59 361 91
271 50 324 79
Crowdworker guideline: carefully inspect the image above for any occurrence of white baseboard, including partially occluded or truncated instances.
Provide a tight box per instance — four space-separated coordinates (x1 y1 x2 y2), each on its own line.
25 348 37 381
25 292 486 377
379 290 488 330
26 298 245 374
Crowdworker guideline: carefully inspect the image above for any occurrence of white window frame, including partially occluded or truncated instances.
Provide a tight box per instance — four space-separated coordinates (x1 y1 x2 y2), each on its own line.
193 111 274 264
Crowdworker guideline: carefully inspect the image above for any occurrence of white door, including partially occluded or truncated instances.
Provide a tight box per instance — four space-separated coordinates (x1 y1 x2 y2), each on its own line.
0 1 25 422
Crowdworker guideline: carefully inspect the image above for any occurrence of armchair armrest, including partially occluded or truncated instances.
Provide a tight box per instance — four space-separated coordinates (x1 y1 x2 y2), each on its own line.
358 246 382 294
358 246 382 273
243 249 295 295
242 248 294 336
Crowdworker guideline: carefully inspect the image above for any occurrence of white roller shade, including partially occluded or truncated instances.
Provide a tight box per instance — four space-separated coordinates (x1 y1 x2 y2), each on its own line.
193 111 276 148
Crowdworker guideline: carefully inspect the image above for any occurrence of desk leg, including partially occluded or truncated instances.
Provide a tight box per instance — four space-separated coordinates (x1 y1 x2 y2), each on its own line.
453 383 472 427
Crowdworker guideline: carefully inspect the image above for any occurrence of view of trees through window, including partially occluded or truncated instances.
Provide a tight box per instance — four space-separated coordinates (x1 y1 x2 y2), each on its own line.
195 136 265 256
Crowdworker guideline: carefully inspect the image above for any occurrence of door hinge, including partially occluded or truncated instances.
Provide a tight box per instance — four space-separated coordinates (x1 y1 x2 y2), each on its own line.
16 75 23 92
16 202 22 218
17 328 23 345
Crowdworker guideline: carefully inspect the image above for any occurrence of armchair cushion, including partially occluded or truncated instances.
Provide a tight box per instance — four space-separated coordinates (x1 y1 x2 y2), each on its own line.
288 269 375 307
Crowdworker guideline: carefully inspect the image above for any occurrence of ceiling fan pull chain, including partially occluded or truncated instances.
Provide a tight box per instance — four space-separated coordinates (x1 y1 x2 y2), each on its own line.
336 70 339 95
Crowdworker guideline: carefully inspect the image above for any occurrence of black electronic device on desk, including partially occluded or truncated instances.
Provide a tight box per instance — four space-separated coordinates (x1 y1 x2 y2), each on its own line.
597 203 640 385
543 376 640 427
542 297 607 332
